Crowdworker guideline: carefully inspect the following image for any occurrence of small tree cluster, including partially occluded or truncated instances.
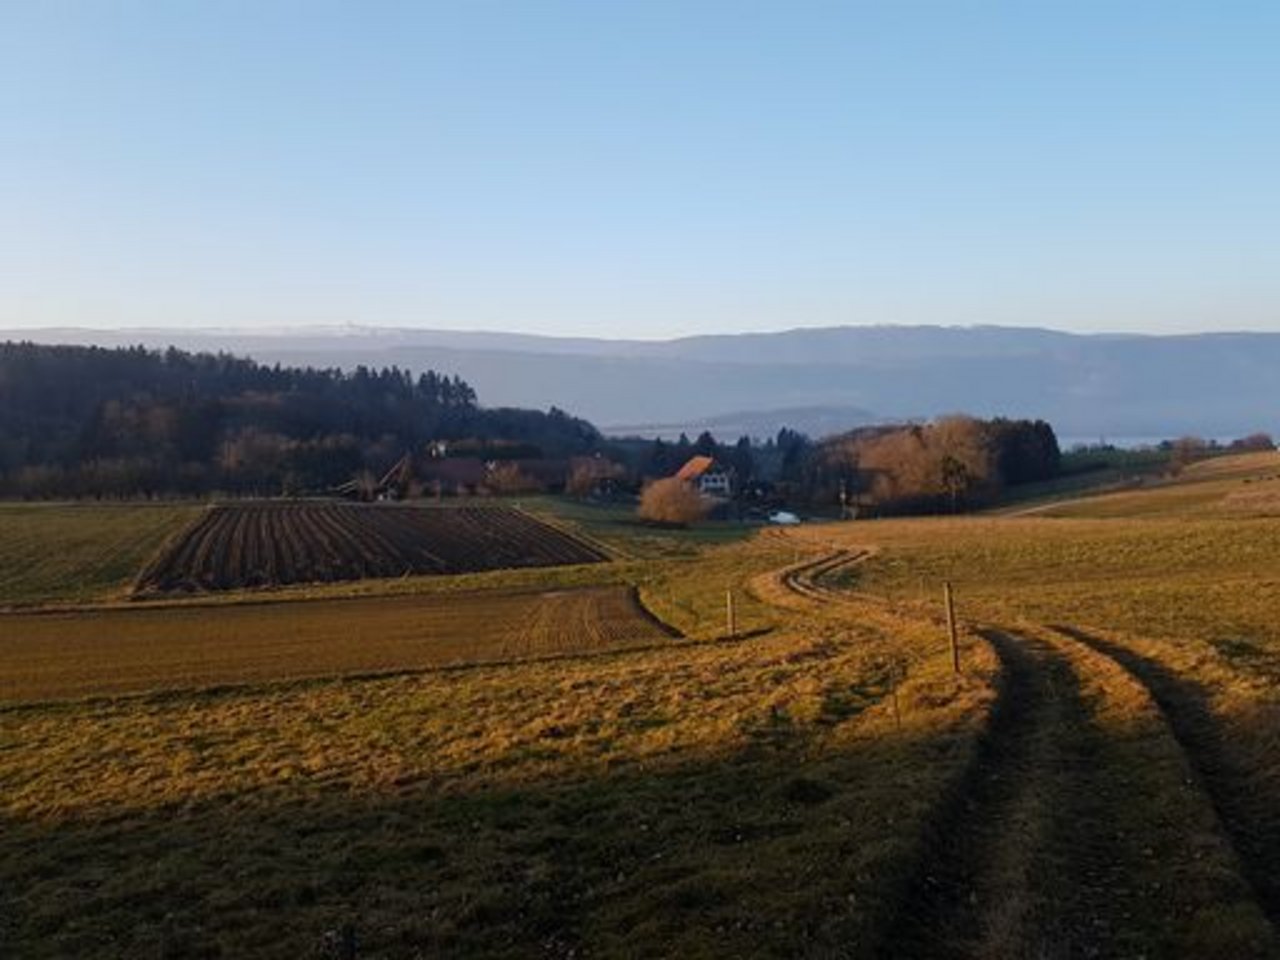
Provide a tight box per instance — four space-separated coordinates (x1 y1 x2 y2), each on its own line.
851 416 996 512
814 415 1064 515
566 457 627 497
1168 436 1209 475
485 462 545 494
1230 433 1275 452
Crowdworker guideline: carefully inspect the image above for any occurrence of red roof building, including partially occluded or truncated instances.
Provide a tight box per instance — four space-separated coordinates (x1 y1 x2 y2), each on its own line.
674 455 734 497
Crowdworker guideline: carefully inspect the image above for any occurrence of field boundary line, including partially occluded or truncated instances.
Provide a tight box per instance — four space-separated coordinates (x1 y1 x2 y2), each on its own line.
517 502 625 561
0 576 642 620
127 501 217 598
626 584 683 638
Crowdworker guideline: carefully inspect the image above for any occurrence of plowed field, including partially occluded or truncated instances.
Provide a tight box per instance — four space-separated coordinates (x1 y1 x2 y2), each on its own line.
135 503 607 594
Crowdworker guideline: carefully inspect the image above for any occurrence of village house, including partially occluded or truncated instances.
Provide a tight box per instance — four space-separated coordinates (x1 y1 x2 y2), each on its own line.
675 455 735 498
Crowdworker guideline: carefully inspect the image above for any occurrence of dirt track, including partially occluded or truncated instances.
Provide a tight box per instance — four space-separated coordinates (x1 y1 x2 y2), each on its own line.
769 549 1280 957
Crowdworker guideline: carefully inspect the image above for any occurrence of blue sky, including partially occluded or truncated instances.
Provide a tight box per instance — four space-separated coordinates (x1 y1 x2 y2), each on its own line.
3 1 1279 337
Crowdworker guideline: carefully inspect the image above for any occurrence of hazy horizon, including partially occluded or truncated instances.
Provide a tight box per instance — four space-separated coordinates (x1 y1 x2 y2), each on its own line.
3 319 1279 342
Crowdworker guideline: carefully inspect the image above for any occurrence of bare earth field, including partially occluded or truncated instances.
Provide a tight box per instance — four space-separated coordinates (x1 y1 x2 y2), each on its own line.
0 586 671 703
4 461 1280 957
135 502 608 594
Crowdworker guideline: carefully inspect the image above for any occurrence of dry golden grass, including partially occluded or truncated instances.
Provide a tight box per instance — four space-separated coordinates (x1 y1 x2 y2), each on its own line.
778 497 1280 950
0 498 1015 957
1 610 997 958
795 515 1280 667
1025 450 1280 519
7 481 1280 956
0 504 804 705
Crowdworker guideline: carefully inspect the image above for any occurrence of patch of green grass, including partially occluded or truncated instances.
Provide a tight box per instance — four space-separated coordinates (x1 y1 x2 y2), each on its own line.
0 502 202 607
522 496 757 560
820 516 1280 660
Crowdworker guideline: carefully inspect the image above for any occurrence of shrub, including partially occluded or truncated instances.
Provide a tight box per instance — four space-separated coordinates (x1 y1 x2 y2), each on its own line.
638 478 710 526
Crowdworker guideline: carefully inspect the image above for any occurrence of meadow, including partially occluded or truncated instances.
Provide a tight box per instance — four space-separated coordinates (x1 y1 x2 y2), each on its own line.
2 586 995 957
0 502 200 607
4 456 1280 957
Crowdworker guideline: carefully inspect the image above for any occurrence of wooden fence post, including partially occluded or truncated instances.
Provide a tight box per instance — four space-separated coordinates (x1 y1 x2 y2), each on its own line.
891 660 903 731
944 581 960 674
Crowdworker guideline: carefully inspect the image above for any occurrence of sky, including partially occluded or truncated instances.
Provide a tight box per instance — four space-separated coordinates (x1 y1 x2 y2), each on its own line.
2 1 1279 339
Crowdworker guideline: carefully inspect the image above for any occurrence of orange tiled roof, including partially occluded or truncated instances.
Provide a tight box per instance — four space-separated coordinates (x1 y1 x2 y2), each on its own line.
675 455 716 481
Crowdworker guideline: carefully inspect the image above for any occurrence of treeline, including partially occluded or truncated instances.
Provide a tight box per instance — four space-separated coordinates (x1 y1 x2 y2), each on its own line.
621 416 1060 514
0 342 600 498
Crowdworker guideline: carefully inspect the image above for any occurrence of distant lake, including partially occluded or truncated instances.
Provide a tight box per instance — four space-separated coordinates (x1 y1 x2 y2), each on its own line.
1060 435 1238 450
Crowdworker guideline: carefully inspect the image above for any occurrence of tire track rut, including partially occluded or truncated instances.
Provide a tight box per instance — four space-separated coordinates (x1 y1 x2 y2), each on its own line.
884 625 1280 958
1053 624 1280 935
884 629 1083 957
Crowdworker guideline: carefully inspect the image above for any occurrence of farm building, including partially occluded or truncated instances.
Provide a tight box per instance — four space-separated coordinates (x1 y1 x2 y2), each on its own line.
503 458 571 490
567 455 628 497
417 457 488 496
675 455 735 497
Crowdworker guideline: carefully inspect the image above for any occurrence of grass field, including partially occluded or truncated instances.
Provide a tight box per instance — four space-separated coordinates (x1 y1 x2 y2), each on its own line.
1010 450 1280 519
2 604 996 958
0 502 201 607
4 466 1280 956
779 454 1280 952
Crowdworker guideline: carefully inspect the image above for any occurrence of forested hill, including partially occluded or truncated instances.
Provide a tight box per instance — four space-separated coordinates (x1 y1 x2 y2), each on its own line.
0 342 601 497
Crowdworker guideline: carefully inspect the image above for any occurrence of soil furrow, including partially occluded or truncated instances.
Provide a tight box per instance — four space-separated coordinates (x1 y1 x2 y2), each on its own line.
133 503 606 594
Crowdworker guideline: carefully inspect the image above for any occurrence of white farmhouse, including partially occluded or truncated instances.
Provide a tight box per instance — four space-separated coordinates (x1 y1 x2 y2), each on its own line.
675 455 734 497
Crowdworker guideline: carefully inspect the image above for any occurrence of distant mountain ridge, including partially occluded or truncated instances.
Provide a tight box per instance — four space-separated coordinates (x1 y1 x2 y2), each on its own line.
3 324 1277 440
608 405 880 442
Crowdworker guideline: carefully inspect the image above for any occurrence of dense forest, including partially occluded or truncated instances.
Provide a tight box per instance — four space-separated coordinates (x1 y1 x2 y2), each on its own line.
0 342 601 497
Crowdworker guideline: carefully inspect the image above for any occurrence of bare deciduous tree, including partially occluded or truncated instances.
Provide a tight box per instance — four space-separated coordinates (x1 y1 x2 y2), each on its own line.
486 462 544 494
1169 436 1208 475
847 416 997 512
638 477 709 525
